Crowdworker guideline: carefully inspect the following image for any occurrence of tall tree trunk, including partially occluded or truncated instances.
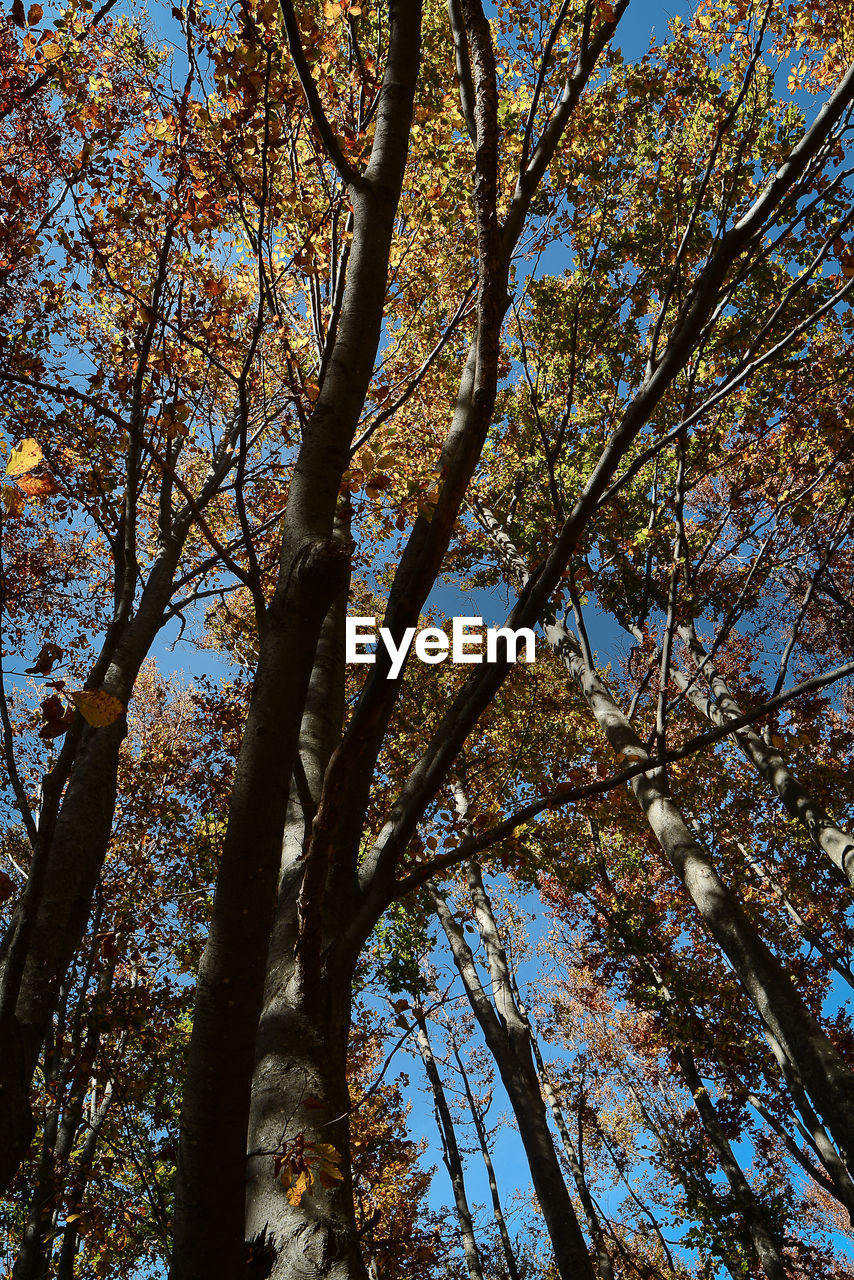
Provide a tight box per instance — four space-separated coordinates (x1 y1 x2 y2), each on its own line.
430 872 597 1280
0 541 186 1189
675 1047 788 1280
510 975 615 1280
245 944 365 1280
413 1011 485 1280
243 583 367 1278
450 1038 521 1280
475 502 854 1173
171 3 422 1272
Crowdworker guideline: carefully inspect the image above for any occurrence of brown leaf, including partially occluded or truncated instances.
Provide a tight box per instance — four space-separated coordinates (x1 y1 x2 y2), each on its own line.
27 2 42 21
100 933 118 960
11 0 26 27
39 694 74 740
69 689 124 727
26 642 64 676
0 871 16 903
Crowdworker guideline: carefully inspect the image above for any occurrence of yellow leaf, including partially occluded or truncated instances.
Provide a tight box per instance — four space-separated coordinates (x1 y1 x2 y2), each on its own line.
310 1143 342 1165
2 485 26 517
6 438 42 478
284 1168 312 1205
69 690 124 727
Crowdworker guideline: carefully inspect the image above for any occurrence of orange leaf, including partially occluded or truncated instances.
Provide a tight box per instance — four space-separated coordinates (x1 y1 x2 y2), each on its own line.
16 472 60 498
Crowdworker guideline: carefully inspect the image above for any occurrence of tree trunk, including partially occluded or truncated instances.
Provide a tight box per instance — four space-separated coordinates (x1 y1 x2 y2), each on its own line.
0 542 184 1190
476 502 854 1175
171 4 422 1270
243 583 367 1279
513 982 615 1280
245 942 366 1280
451 1038 521 1280
675 1047 788 1280
414 1013 485 1280
430 879 597 1280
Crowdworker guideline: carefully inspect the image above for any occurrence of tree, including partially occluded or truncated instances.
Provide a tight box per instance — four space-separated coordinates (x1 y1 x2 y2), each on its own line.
2 1 854 1277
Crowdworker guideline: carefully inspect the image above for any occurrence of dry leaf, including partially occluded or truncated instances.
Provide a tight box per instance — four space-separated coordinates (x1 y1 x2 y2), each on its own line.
27 642 64 676
17 472 59 498
69 689 124 727
2 485 26 517
6 438 42 478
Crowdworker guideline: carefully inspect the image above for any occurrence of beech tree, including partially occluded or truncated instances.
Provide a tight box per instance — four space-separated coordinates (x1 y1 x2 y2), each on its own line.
2 0 854 1277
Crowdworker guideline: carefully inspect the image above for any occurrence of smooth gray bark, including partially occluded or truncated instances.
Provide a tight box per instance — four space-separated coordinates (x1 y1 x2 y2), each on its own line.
431 875 597 1280
675 1047 788 1280
476 505 854 1175
676 622 854 885
414 1013 485 1280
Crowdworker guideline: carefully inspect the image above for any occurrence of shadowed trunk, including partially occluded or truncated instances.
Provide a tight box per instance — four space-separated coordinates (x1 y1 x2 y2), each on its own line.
170 1 422 1270
243 585 366 1278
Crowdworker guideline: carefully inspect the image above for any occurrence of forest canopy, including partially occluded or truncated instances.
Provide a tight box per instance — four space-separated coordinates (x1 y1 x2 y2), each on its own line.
2 0 854 1277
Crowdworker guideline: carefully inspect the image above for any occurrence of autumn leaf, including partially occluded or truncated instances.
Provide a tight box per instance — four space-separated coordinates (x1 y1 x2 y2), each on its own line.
69 690 124 727
39 695 74 740
27 2 42 21
284 1168 312 1206
1 486 26 517
16 473 60 498
311 1142 344 1187
0 871 16 903
11 0 25 26
5 439 42 478
26 642 64 676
